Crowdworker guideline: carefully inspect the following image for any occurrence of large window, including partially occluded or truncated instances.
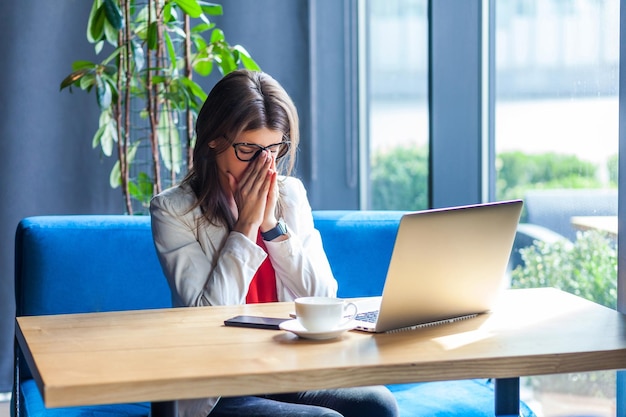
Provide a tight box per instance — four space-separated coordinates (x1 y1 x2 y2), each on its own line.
495 1 618 415
361 1 620 416
364 0 429 211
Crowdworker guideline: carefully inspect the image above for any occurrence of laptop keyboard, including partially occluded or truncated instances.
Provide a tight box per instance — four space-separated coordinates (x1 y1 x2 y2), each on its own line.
355 310 379 323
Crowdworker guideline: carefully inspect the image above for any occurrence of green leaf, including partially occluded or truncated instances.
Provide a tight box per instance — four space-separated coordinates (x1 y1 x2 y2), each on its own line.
147 21 158 50
193 56 213 77
60 69 90 90
163 2 173 22
110 141 139 188
199 2 223 15
128 181 139 198
130 39 145 71
86 1 101 43
197 12 212 28
210 28 225 43
214 45 236 74
103 17 119 46
191 22 213 33
174 0 203 18
233 45 261 71
98 110 116 156
79 72 96 91
93 124 106 150
164 32 177 71
72 60 97 71
102 125 118 157
158 110 182 174
170 25 187 40
127 141 140 164
100 124 115 157
96 74 112 109
192 34 207 51
110 160 121 188
95 40 104 54
103 0 124 30
151 75 167 84
138 174 154 203
180 77 207 102
134 19 149 41
129 172 154 205
101 74 120 104
87 3 106 44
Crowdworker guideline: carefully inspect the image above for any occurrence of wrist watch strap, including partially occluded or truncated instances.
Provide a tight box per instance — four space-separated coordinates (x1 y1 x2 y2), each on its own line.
261 220 288 241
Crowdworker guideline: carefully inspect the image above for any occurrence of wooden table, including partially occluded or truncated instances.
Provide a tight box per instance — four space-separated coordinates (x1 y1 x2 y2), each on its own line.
16 288 626 417
571 215 618 237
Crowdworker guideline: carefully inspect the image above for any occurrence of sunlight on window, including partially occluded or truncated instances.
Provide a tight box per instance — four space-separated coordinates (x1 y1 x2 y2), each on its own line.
365 0 429 211
496 1 619 415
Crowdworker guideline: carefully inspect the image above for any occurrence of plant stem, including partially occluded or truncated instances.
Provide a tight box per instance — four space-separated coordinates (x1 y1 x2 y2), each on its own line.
120 0 133 214
184 14 194 171
147 0 162 196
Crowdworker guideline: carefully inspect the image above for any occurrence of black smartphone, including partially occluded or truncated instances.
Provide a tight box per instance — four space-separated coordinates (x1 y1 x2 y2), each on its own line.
224 315 290 330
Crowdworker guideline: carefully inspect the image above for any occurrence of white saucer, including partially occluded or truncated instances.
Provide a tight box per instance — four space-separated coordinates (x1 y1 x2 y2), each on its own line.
279 319 356 340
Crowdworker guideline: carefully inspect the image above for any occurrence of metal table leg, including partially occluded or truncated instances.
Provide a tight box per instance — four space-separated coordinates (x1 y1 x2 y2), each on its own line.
495 377 520 417
151 401 178 417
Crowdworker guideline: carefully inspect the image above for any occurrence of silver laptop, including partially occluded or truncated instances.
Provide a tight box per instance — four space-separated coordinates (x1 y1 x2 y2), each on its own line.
352 200 523 333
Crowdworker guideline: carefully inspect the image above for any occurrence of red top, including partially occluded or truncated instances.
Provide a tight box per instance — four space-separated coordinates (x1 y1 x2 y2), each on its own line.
246 231 279 303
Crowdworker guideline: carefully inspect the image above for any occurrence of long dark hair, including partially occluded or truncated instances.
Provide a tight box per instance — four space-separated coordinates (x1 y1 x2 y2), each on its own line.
182 69 299 228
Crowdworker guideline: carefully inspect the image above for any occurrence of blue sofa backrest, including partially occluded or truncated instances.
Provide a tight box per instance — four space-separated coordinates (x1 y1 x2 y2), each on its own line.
15 216 171 316
312 211 404 298
15 211 403 317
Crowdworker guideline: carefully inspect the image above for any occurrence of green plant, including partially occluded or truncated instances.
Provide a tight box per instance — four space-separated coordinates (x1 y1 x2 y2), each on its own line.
60 0 259 214
370 145 428 210
496 151 603 201
511 230 617 308
512 230 617 398
368 145 614 213
608 153 618 185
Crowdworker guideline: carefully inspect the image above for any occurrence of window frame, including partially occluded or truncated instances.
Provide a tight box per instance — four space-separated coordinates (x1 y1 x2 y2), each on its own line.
617 0 626 413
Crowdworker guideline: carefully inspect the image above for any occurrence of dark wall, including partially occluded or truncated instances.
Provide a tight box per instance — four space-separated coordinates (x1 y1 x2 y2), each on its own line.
0 0 353 394
208 1 314 191
0 1 120 393
211 1 359 210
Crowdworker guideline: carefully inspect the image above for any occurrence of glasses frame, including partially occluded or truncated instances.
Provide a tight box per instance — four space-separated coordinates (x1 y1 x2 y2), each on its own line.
231 139 291 162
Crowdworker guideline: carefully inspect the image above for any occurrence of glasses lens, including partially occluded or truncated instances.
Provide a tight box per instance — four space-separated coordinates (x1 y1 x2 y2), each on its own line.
232 141 291 162
276 141 291 160
233 144 262 161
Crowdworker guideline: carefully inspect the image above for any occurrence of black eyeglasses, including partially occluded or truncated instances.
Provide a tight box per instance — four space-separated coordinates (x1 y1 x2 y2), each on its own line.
232 140 291 162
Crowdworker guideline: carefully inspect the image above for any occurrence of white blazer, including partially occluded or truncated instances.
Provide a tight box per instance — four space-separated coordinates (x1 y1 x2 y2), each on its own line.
150 176 338 417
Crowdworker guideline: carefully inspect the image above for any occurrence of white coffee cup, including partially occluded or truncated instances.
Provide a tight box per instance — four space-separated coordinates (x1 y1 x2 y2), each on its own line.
294 297 358 332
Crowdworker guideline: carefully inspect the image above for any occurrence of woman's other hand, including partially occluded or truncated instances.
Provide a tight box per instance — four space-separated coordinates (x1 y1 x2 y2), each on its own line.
228 150 273 240
261 154 279 231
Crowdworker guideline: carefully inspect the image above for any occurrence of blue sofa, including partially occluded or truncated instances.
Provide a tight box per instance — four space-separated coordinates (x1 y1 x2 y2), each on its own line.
13 212 536 417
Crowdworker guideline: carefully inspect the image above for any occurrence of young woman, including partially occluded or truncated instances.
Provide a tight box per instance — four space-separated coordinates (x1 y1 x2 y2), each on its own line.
150 69 398 417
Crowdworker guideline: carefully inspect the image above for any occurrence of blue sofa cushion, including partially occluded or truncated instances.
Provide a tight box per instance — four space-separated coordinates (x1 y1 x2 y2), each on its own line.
19 380 150 417
18 379 536 417
388 380 536 417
